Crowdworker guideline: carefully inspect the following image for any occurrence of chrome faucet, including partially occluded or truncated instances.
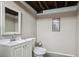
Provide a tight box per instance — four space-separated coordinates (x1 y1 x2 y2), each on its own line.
10 35 16 41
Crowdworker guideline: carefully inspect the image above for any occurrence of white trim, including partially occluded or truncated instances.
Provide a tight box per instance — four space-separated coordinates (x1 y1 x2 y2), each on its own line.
1 2 5 35
1 2 3 35
18 11 22 35
47 51 75 57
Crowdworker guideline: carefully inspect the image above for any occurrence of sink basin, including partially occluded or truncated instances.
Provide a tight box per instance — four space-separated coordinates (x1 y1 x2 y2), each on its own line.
0 38 35 47
0 39 18 46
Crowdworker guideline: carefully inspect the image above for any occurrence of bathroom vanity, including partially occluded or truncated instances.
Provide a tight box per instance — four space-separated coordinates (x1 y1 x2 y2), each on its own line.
0 2 36 57
0 38 34 57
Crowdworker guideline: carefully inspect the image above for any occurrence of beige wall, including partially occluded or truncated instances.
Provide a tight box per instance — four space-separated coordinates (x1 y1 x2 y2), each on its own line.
4 1 37 38
37 13 77 56
76 3 79 56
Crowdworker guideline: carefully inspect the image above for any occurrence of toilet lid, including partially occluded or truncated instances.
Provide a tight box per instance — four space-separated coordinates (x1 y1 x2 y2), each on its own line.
34 47 46 55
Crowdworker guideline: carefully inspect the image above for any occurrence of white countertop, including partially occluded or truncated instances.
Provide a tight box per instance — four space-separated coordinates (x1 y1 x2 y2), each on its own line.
0 38 36 47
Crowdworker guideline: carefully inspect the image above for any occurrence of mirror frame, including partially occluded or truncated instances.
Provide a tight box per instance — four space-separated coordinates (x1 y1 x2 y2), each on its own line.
1 3 22 35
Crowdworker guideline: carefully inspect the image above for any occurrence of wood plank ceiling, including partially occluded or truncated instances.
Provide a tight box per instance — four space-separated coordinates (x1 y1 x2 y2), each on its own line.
25 1 78 13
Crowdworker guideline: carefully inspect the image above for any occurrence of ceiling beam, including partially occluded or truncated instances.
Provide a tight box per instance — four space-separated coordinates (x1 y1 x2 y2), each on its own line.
43 1 49 9
54 1 57 8
38 1 45 10
32 2 41 10
65 1 68 7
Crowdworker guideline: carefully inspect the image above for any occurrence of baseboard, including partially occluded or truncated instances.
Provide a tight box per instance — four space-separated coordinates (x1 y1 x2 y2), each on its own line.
46 51 75 57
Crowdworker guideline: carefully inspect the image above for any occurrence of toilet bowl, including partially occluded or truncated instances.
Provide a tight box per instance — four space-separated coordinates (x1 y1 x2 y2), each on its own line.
34 47 46 57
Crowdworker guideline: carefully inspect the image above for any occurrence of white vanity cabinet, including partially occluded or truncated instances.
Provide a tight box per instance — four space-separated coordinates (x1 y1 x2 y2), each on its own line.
0 40 32 57
12 41 32 57
11 44 23 57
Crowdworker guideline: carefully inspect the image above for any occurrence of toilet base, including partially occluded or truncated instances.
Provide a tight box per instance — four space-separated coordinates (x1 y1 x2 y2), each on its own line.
34 54 44 57
33 47 46 57
35 55 43 57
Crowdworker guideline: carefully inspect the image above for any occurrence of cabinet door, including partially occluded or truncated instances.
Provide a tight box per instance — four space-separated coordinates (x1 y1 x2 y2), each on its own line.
23 43 32 57
12 46 23 57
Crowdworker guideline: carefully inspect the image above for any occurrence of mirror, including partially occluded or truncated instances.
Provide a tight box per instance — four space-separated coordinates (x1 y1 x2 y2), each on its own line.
1 6 21 35
5 7 18 32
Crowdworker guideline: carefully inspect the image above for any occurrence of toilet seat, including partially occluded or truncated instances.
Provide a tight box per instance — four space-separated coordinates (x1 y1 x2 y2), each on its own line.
34 47 46 55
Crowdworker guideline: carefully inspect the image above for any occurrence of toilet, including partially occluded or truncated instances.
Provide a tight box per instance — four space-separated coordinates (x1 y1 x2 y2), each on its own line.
34 47 46 57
